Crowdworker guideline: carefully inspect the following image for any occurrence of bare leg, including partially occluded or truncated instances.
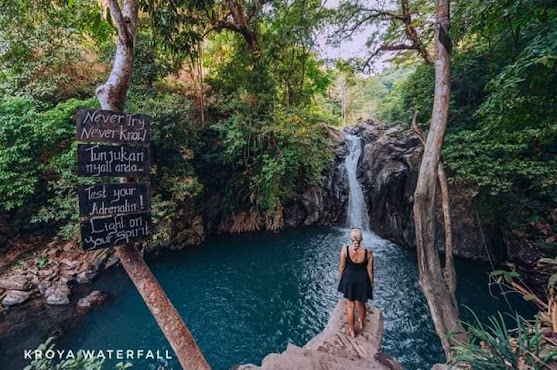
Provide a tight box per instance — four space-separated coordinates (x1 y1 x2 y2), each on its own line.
346 300 356 337
356 301 366 331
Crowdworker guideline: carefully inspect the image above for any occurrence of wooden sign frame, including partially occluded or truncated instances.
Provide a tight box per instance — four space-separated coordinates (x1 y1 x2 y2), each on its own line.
76 108 150 145
78 183 151 218
80 212 152 251
77 144 150 178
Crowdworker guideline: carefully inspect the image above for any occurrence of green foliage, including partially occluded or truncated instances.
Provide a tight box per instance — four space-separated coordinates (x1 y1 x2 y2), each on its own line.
0 98 43 211
490 270 521 285
0 0 113 102
196 0 336 214
452 310 557 369
0 97 96 214
27 91 202 244
0 0 337 240
442 19 557 243
377 65 433 125
209 93 333 212
127 90 203 244
445 20 557 196
36 256 49 268
370 1 557 248
21 98 99 239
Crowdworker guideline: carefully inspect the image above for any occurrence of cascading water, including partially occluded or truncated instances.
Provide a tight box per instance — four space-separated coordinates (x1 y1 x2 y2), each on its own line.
344 134 370 231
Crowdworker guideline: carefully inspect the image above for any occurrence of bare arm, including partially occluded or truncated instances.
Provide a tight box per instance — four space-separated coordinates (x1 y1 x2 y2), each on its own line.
367 250 374 286
339 247 346 279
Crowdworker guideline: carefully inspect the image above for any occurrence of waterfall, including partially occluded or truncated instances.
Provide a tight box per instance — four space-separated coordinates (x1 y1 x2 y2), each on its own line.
344 134 370 231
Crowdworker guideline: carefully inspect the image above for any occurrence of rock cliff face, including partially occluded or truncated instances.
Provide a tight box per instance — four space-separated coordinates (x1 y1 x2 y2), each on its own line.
344 122 497 259
168 120 548 273
316 121 549 269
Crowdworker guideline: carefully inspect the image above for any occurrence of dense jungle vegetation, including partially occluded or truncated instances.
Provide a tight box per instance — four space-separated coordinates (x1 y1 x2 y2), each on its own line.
0 0 555 253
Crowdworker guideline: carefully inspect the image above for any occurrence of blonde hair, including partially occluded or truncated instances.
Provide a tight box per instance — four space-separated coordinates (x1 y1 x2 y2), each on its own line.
350 227 363 241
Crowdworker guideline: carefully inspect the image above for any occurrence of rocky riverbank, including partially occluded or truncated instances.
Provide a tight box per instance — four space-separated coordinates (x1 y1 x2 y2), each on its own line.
0 240 116 309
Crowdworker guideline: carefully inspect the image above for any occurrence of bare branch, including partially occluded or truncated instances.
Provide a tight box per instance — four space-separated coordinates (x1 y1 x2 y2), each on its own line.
212 19 243 34
335 7 405 41
361 8 406 21
401 0 432 64
411 110 426 146
361 42 417 71
355 0 433 66
208 0 260 56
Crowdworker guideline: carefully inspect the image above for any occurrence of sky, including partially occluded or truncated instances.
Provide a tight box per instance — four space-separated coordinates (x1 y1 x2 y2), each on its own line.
314 0 392 73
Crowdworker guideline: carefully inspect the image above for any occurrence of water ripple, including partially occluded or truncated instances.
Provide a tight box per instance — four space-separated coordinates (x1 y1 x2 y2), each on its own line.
10 226 535 370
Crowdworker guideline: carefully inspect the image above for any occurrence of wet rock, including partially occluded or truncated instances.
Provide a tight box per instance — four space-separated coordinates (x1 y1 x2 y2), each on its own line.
59 276 72 285
0 275 32 291
331 120 511 264
88 249 110 271
430 365 466 370
76 290 107 314
45 283 71 305
300 186 325 225
76 270 97 284
104 254 120 269
37 281 51 295
29 274 40 288
38 267 58 280
61 258 80 270
172 213 205 249
283 203 306 228
356 124 421 247
62 241 76 252
1 290 32 306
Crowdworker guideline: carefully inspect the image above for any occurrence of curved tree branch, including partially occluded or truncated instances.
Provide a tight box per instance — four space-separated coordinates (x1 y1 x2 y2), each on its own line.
96 0 138 111
412 111 456 296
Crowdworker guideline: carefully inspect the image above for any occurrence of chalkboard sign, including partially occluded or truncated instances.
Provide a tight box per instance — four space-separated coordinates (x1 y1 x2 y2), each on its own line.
80 212 152 251
76 109 150 145
78 183 151 217
77 144 150 177
76 107 154 251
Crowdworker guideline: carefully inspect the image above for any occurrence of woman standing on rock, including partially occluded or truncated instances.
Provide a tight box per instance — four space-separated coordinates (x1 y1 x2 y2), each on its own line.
338 227 374 337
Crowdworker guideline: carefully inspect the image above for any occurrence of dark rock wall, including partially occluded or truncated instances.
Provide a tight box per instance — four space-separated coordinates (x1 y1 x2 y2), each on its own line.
322 120 549 270
168 119 549 273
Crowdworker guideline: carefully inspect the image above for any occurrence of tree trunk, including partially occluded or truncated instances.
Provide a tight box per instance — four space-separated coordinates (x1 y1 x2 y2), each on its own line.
412 0 467 360
96 2 209 369
411 113 456 297
116 245 210 369
438 162 456 296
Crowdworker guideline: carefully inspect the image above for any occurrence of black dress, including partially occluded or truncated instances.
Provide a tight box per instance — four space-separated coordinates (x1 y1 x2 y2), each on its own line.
338 246 373 302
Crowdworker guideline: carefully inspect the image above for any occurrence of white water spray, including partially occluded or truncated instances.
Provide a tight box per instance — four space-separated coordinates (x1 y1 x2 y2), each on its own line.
344 134 370 231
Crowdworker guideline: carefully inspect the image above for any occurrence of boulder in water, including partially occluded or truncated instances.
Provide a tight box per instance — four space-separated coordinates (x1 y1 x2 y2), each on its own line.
1 290 32 306
76 270 97 284
76 290 108 314
300 186 325 225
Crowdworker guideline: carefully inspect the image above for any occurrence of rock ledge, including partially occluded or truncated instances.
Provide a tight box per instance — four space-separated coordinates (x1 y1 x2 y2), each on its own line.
237 299 402 370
